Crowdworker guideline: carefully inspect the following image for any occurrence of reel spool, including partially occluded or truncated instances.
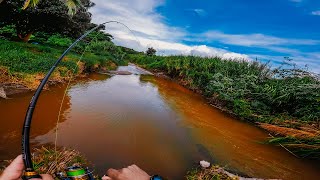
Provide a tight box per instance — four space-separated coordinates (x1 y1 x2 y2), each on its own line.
55 165 95 180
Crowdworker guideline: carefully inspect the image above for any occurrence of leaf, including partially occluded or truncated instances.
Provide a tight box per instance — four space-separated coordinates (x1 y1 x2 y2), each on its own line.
22 0 40 10
22 0 31 10
65 0 82 15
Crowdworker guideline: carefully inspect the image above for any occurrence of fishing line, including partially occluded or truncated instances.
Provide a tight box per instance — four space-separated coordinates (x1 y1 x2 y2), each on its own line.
52 20 143 172
21 20 145 179
53 32 100 173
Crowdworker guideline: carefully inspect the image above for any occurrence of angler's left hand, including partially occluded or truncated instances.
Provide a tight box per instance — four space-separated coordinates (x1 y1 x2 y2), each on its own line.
0 155 54 180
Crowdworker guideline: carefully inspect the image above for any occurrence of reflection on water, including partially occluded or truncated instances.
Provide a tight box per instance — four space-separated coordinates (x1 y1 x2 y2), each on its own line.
0 65 319 179
0 83 71 161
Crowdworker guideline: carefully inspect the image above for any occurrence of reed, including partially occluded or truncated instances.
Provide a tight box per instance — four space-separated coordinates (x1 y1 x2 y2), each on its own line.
130 54 320 159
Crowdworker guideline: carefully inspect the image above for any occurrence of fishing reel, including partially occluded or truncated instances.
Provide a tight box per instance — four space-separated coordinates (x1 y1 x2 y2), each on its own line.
55 165 95 180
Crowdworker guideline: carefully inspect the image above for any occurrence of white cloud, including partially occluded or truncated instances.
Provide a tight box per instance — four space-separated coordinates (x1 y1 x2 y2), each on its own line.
88 0 319 72
249 52 320 73
89 0 247 59
199 31 319 47
90 0 185 41
194 9 207 17
185 8 207 17
311 10 320 16
111 33 248 59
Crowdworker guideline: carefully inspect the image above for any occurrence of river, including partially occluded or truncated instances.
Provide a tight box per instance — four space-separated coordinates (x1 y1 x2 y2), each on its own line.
0 65 319 179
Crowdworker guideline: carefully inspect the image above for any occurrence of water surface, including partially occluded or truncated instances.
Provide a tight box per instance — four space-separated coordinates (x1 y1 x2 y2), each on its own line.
0 65 319 179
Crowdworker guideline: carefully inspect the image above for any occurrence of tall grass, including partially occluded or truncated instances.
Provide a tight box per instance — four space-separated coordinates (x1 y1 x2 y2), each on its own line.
130 54 320 158
129 54 320 125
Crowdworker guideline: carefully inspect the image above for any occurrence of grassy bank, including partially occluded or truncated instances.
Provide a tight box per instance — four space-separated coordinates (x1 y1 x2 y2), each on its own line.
0 39 120 90
129 54 320 159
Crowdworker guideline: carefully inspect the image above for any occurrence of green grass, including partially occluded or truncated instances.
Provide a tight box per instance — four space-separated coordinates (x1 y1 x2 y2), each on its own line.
0 39 121 88
130 54 320 159
129 54 320 124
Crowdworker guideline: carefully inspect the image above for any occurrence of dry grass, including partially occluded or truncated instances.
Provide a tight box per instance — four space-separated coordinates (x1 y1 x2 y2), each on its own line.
0 147 89 176
0 61 85 92
31 147 88 175
186 166 239 180
0 147 104 180
258 123 319 139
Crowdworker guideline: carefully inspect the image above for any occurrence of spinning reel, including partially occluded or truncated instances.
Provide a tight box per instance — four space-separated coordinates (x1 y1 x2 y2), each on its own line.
55 165 95 180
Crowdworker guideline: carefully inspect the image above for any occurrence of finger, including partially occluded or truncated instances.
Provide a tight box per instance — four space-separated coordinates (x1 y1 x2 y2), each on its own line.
107 168 120 178
120 167 131 174
128 164 140 171
40 174 54 180
102 175 112 180
1 155 25 180
29 174 54 180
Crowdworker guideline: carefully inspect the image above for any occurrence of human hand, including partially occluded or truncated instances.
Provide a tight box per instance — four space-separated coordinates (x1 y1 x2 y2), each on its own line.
0 155 54 180
102 164 150 180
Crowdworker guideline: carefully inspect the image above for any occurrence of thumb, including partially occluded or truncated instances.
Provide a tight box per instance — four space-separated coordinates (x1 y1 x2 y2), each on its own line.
102 175 112 180
0 155 25 180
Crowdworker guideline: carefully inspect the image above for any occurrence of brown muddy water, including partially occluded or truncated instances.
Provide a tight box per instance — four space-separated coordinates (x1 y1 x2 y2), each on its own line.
0 65 319 179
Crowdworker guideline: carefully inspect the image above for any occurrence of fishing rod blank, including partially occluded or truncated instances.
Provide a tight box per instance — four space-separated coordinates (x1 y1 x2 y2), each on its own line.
21 21 122 180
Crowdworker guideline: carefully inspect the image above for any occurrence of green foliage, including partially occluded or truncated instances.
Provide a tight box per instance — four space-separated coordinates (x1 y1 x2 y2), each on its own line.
0 39 122 77
0 25 17 40
233 99 253 119
0 0 93 40
0 40 74 74
130 54 320 124
267 136 320 159
146 47 156 56
85 31 113 42
46 34 72 47
30 32 51 43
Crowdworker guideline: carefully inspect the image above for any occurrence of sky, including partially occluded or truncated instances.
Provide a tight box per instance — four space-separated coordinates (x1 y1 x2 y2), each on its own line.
89 0 320 73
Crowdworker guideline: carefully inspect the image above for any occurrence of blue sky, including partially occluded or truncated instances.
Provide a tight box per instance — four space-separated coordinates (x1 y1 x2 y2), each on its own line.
90 0 320 73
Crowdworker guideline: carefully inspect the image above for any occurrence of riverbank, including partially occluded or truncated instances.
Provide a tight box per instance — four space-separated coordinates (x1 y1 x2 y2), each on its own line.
0 39 119 98
0 147 241 180
129 54 320 159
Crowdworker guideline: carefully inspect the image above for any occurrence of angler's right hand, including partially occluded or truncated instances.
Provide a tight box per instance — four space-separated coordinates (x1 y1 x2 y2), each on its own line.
0 155 54 180
102 164 150 180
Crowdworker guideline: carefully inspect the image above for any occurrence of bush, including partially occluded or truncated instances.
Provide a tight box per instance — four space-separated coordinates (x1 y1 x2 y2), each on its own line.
47 34 72 47
30 32 51 44
130 54 320 124
0 25 16 40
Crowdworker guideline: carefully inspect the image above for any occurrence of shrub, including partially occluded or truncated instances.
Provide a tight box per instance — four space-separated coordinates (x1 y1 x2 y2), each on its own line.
30 32 51 44
130 54 320 123
0 25 16 40
47 34 73 47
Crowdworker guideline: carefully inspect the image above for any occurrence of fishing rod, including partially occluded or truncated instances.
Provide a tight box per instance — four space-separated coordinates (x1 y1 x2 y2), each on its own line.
21 20 127 180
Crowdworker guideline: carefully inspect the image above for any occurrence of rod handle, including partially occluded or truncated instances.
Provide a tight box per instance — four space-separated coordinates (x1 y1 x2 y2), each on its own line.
22 171 42 180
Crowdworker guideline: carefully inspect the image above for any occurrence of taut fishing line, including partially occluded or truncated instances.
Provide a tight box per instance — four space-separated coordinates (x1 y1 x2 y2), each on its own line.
52 30 101 174
21 20 143 180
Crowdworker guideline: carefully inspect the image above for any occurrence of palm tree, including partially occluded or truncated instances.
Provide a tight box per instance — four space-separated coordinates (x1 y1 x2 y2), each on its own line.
22 0 82 15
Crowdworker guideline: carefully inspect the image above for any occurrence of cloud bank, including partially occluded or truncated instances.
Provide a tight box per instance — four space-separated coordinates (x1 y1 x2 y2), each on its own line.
89 0 248 59
89 0 319 72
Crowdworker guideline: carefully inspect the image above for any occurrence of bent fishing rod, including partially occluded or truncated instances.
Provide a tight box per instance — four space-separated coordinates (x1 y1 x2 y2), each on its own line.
21 21 123 180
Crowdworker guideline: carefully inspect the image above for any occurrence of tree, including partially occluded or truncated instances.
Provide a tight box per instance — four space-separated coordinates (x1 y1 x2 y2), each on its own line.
0 0 84 15
0 0 93 41
146 47 156 56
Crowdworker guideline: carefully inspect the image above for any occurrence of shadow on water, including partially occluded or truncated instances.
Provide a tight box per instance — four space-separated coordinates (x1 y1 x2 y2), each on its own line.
0 65 319 179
